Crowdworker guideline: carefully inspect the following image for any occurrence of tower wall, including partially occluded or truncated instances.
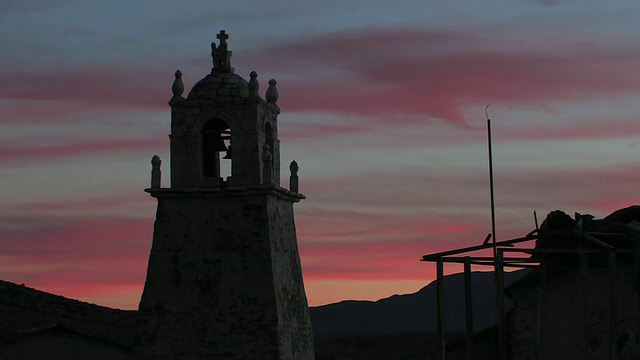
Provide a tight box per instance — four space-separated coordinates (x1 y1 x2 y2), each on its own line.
137 190 313 359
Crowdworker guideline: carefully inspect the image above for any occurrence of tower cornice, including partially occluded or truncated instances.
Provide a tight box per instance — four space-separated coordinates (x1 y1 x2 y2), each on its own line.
144 185 305 202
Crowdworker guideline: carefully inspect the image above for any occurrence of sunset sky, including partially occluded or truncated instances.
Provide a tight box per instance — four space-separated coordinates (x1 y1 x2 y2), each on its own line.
3 0 640 309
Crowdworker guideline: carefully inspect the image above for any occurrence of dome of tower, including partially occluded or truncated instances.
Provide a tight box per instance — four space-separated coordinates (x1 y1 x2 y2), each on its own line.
187 72 250 100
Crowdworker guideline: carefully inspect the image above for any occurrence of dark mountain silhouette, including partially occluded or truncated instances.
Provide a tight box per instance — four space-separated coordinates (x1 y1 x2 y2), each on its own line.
309 269 529 337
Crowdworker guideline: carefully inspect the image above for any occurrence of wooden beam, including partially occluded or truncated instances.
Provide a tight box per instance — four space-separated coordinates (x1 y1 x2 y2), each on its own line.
580 252 589 360
574 229 615 250
429 256 539 263
421 235 537 261
539 262 546 360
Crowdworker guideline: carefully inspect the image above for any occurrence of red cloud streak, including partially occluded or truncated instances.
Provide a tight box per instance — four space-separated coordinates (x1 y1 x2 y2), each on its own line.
0 137 167 166
252 28 640 126
0 68 170 109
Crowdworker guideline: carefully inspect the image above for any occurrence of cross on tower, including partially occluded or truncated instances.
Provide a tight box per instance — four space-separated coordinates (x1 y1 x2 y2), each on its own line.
217 30 229 47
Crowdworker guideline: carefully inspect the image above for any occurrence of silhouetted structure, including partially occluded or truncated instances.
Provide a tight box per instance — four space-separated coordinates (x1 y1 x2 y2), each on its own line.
0 280 136 359
137 30 314 360
0 31 314 360
423 206 640 360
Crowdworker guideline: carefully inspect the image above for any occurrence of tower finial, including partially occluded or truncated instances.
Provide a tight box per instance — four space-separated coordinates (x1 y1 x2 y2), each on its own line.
151 155 162 188
248 71 261 101
211 30 233 74
289 161 299 193
171 70 184 99
266 79 278 103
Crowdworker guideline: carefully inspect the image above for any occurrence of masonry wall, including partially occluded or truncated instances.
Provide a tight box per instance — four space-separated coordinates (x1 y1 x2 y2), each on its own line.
137 190 314 360
267 196 315 359
509 267 640 360
508 283 540 360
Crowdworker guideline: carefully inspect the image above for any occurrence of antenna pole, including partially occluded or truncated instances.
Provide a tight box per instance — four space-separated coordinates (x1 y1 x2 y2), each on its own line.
486 107 497 260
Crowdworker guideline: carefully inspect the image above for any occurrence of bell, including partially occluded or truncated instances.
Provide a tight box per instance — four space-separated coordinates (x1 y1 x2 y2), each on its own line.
211 133 228 152
223 145 232 159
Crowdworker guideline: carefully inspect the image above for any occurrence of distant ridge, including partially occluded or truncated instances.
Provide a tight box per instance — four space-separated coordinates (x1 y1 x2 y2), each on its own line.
309 269 529 337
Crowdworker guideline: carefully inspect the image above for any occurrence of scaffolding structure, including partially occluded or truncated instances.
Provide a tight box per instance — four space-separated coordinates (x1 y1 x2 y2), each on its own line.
421 225 637 360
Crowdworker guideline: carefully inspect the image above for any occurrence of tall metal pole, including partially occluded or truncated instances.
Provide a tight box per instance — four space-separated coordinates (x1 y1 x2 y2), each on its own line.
487 112 497 259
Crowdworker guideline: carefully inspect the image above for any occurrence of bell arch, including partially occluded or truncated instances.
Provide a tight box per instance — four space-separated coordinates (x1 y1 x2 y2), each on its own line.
201 118 231 178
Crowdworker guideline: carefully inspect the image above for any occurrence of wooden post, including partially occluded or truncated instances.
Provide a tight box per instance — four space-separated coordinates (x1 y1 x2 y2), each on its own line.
539 261 546 360
464 256 473 360
609 252 617 360
635 252 640 354
580 252 589 360
496 250 506 360
437 259 446 360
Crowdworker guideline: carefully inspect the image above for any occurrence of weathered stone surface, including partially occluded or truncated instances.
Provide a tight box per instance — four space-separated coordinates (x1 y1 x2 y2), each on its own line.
137 190 314 359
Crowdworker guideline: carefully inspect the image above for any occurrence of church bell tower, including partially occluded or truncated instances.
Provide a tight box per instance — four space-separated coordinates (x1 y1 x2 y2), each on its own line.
137 30 314 360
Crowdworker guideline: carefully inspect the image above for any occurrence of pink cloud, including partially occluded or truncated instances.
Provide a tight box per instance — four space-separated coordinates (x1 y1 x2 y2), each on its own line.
494 118 640 143
280 122 367 140
251 28 640 127
0 195 148 214
0 214 152 306
0 137 167 166
0 100 89 124
299 236 479 281
0 67 171 109
0 215 152 258
493 164 640 214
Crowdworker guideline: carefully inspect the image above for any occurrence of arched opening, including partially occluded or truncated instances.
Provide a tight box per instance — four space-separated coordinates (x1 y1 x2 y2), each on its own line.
202 118 231 179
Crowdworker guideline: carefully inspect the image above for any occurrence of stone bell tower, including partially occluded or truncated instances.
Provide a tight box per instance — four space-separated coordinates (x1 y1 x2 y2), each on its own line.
137 30 314 360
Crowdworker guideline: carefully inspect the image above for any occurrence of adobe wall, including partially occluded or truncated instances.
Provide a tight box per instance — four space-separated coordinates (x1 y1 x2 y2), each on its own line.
509 267 640 360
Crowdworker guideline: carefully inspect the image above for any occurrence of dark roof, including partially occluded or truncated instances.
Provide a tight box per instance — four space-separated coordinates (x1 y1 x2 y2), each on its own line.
507 205 640 294
0 280 138 347
1 323 132 351
534 205 640 260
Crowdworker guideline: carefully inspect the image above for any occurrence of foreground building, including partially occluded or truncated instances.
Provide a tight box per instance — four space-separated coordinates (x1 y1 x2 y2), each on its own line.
423 206 640 360
507 207 640 360
0 31 314 360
